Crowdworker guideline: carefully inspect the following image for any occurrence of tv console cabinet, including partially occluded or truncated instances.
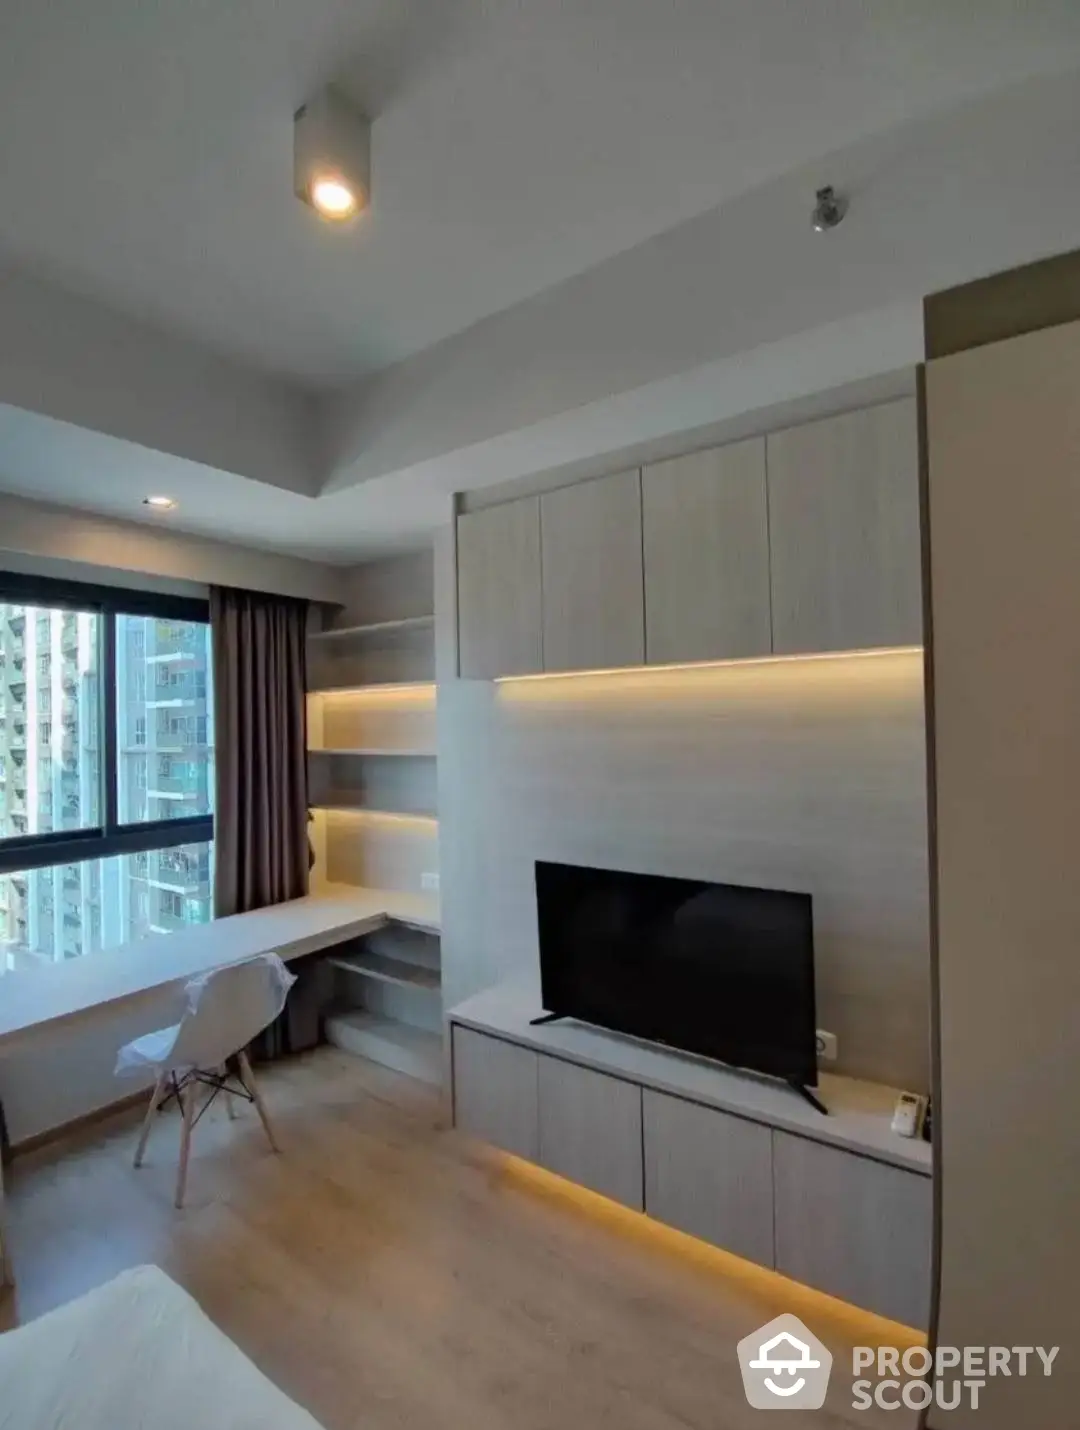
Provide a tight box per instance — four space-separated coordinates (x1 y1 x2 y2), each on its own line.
448 982 932 1329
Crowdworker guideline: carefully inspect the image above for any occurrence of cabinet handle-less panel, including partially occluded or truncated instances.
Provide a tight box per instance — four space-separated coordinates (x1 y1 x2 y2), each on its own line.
642 1090 775 1266
452 1028 539 1160
642 438 772 664
540 469 645 672
767 400 922 655
537 1056 643 1208
773 1131 932 1328
457 497 543 678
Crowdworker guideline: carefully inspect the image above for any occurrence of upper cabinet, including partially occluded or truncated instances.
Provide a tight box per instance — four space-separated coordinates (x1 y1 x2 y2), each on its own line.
766 400 922 655
540 468 645 672
454 397 923 678
642 437 771 665
457 496 544 679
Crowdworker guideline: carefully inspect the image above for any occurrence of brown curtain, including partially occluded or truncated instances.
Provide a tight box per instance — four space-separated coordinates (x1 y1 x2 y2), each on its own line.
210 585 309 919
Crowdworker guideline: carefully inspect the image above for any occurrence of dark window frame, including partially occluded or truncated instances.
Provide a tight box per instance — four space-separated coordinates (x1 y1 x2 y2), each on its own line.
0 571 213 876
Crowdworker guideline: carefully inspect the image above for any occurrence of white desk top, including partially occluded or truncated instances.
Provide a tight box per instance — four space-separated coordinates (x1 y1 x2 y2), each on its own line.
0 884 439 1049
449 980 931 1176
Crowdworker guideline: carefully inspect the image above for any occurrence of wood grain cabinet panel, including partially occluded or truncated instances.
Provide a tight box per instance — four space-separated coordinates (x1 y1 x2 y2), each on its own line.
767 400 922 655
540 469 644 672
642 1091 775 1265
452 1029 538 1160
773 1131 932 1328
537 1056 643 1208
457 497 543 679
642 438 772 664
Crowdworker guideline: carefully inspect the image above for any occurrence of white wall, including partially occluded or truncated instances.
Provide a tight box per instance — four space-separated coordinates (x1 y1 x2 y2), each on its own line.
322 73 1080 498
0 491 348 603
0 983 184 1145
0 267 317 495
334 549 435 626
926 318 1080 1428
438 654 931 1093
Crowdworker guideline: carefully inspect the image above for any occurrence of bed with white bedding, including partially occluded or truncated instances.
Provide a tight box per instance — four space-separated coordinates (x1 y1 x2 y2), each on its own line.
0 1264 327 1430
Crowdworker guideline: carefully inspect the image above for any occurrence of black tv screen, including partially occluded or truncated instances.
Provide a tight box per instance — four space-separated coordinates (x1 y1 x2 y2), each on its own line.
535 861 817 1087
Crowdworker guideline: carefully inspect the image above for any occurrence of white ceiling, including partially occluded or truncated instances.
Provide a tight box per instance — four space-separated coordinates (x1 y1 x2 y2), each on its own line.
0 3 1079 569
2 0 1079 384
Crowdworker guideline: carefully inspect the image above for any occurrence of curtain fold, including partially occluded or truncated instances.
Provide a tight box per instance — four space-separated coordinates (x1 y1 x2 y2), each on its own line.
210 586 315 1060
210 586 309 917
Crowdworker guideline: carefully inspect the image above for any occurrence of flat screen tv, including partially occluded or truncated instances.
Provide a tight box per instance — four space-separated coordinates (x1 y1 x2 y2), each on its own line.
535 861 818 1095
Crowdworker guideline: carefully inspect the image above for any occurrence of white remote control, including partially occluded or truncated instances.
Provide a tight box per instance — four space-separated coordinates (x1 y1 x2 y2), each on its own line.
891 1092 925 1138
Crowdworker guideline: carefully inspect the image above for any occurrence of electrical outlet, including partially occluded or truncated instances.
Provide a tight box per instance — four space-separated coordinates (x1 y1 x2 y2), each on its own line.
816 1029 838 1063
421 872 440 893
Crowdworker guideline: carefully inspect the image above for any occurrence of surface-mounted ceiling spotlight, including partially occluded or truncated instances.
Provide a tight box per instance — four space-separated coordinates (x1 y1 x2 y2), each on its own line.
811 185 847 233
294 85 371 221
143 495 177 511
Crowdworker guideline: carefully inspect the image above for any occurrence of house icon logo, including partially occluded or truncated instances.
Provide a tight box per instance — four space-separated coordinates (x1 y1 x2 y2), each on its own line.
737 1313 833 1409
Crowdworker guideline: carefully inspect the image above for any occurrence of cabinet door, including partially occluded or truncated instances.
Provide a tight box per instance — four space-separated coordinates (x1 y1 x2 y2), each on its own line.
767 400 922 654
540 470 644 672
537 1057 643 1208
773 1132 932 1328
642 438 772 664
642 1091 774 1266
457 497 543 678
452 1028 538 1160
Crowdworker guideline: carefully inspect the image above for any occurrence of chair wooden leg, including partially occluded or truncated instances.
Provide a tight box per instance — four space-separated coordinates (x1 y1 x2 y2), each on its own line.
175 1077 196 1209
133 1073 166 1169
220 1063 237 1121
238 1051 279 1153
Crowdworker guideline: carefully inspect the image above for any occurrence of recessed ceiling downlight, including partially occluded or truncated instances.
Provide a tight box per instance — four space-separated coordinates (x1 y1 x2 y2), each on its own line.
143 495 177 511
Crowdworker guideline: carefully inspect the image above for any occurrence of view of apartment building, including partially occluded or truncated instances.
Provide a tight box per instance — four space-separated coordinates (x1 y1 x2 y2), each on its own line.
0 605 213 969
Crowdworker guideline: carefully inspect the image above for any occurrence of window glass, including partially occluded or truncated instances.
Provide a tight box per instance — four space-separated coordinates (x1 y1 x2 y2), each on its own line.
1 588 215 967
0 604 101 838
0 840 214 971
115 616 214 824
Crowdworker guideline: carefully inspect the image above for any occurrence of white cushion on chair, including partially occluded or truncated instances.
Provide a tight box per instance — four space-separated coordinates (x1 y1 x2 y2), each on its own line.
114 953 296 1078
115 1023 183 1076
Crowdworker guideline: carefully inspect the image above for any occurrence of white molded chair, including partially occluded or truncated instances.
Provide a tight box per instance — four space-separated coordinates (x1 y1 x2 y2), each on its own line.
116 953 296 1208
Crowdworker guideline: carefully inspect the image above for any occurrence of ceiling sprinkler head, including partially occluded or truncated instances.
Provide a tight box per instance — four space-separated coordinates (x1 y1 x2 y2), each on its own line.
811 185 847 233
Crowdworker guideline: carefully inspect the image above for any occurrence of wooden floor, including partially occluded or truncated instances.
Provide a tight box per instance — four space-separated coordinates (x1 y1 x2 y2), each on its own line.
0 1049 914 1429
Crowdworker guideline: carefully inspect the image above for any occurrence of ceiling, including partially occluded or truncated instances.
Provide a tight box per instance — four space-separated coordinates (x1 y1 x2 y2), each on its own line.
0 3 1079 568
2 0 1079 384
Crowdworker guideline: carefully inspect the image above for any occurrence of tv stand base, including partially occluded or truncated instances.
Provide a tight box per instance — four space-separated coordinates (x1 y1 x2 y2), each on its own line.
528 1011 563 1027
788 1079 829 1115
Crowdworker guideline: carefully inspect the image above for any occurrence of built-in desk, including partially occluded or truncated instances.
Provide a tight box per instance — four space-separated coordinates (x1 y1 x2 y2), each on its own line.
0 883 439 1052
0 883 440 1288
449 980 933 1328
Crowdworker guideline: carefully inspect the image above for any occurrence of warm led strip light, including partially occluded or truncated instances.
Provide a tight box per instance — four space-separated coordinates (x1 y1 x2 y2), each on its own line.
310 683 436 698
498 1153 927 1348
494 646 923 683
317 809 438 825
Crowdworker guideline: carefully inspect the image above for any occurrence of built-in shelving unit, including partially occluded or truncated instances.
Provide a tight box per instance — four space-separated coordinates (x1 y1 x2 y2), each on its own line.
312 803 438 820
308 615 435 643
325 1009 442 1084
310 747 435 758
326 948 440 993
307 599 441 1084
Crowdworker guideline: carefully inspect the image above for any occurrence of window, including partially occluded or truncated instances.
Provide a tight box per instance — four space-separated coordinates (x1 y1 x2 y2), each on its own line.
0 574 215 967
0 839 214 970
